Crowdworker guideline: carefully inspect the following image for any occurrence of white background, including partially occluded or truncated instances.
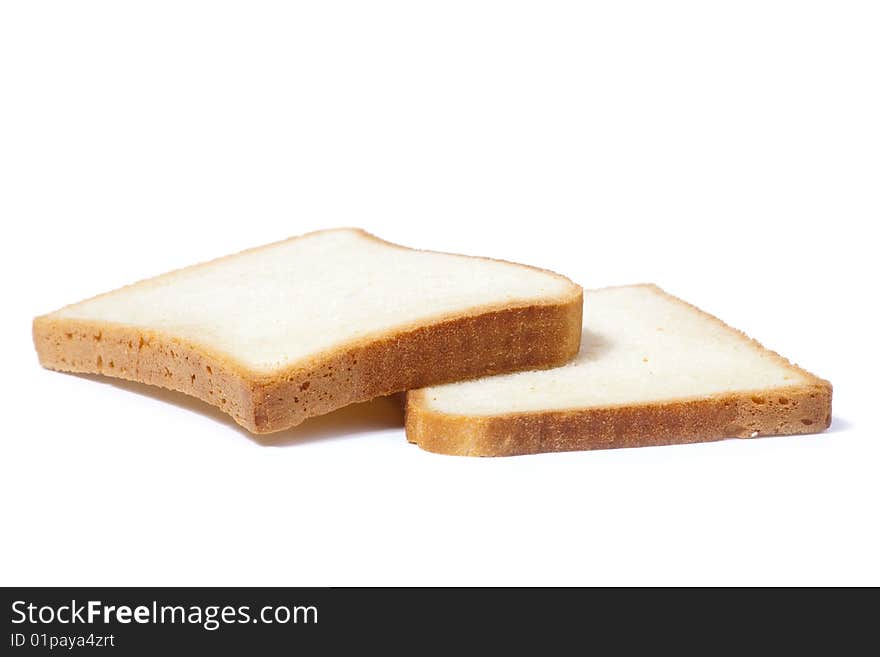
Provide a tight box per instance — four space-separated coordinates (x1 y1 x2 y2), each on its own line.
1 1 876 586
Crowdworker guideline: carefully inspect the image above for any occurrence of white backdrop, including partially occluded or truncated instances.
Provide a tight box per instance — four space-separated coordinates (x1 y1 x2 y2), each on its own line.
1 1 876 585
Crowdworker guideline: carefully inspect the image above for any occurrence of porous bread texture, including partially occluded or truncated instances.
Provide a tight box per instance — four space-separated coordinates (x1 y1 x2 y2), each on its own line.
406 285 832 456
33 229 583 433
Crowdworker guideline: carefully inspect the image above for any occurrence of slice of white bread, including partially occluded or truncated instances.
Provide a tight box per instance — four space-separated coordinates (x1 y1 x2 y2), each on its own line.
405 285 832 456
33 229 582 433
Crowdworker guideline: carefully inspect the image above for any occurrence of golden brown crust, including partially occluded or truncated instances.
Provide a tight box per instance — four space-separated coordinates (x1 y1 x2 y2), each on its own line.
406 382 832 456
405 285 833 456
32 229 583 434
249 298 581 432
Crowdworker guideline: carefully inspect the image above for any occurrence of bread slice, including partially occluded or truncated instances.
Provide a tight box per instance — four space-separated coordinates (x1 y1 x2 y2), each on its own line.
33 228 582 433
405 285 832 456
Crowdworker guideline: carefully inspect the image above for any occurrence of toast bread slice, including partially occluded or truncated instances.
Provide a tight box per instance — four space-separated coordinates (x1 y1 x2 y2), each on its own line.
405 285 831 456
33 229 582 433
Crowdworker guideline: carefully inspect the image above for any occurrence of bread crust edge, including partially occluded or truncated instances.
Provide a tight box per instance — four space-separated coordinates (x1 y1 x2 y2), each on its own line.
405 381 832 456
